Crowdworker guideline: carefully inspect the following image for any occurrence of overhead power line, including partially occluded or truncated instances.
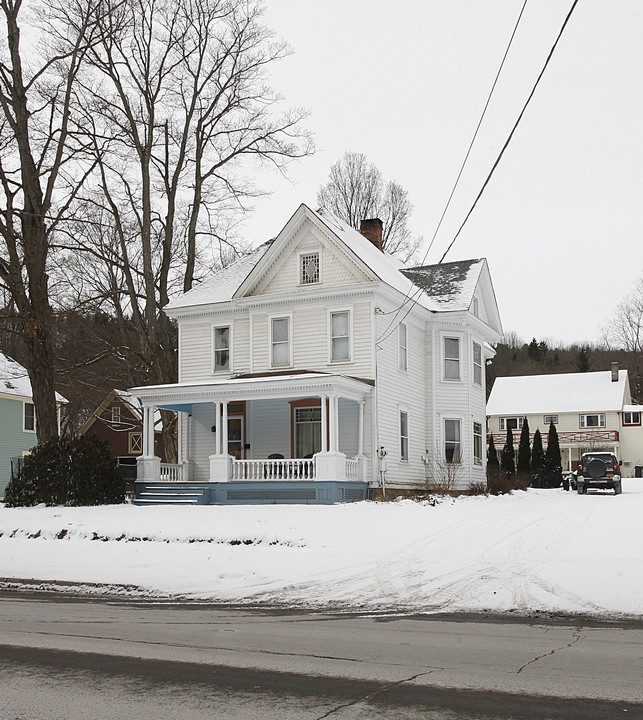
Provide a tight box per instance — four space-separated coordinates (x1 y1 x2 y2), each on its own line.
439 0 580 264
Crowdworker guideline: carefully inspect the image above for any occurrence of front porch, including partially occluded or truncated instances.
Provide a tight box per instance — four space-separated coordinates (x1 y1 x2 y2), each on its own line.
129 372 373 504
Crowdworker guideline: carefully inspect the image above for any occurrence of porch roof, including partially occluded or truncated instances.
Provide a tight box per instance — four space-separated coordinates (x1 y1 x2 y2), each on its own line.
128 372 373 411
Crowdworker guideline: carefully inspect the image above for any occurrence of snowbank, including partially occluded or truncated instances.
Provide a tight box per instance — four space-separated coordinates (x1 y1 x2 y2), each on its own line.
1 485 642 618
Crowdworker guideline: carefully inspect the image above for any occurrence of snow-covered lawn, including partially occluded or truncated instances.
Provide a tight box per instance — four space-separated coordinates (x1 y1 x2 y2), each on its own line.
1 485 642 618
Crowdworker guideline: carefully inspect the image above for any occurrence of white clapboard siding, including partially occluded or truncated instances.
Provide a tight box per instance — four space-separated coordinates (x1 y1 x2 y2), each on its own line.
179 321 212 383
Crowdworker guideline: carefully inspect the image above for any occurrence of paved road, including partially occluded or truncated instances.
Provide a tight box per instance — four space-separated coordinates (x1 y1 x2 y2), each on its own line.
1 592 641 719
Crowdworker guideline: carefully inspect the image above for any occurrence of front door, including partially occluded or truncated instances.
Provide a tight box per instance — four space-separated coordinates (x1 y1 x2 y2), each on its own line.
294 406 321 458
228 416 244 459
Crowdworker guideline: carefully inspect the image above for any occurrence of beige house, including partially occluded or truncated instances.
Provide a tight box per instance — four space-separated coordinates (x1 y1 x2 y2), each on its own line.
486 365 643 477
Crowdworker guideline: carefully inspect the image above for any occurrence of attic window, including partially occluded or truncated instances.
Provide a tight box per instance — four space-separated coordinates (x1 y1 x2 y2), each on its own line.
301 253 320 284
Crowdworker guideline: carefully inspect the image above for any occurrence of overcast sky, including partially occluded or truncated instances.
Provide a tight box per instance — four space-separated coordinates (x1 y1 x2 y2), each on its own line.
237 0 642 346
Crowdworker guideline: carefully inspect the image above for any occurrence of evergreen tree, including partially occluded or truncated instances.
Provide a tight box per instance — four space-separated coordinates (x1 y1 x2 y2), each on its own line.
501 426 515 476
516 418 531 475
531 428 546 487
487 434 499 466
543 422 563 488
576 345 592 372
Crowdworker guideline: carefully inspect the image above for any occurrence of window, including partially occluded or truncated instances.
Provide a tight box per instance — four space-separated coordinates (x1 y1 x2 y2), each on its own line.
301 252 320 284
623 411 641 426
580 413 605 428
330 310 350 362
473 342 482 386
444 337 460 380
23 402 35 432
500 417 523 431
213 325 230 372
271 317 290 367
129 432 143 454
400 411 409 461
473 422 483 466
399 323 408 371
111 406 121 423
294 406 321 457
544 415 558 425
444 419 461 463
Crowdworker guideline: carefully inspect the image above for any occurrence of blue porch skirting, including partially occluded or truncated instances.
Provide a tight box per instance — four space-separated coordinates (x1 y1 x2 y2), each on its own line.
134 480 368 505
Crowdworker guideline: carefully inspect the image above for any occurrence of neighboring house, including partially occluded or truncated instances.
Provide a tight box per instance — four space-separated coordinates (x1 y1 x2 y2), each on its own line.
487 365 643 476
129 203 503 504
0 351 66 499
80 389 169 482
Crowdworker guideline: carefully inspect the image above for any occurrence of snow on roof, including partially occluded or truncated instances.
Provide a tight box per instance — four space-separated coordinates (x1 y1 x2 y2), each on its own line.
163 204 486 314
0 350 66 402
165 241 273 311
487 370 629 416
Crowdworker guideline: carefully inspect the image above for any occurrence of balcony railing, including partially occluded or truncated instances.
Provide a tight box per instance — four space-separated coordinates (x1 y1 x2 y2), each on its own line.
232 458 315 480
160 462 182 481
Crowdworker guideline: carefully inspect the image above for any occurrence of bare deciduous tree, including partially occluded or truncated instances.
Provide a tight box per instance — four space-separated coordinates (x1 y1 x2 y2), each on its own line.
317 151 422 261
0 0 106 441
602 273 643 399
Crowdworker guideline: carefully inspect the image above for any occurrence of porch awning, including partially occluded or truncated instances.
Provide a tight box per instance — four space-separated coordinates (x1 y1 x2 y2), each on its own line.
128 371 373 408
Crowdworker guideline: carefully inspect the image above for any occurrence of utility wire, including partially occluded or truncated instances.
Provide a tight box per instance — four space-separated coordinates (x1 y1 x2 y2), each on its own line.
439 0 580 263
377 0 529 344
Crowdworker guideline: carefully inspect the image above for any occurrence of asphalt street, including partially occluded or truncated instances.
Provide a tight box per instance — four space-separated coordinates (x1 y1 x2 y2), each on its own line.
1 592 641 719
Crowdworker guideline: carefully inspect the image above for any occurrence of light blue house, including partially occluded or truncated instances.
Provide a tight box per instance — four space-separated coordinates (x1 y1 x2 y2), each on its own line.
0 351 66 499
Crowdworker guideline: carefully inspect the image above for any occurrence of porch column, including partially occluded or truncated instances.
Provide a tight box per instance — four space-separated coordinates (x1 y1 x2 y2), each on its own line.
137 404 161 482
357 400 364 456
328 395 338 453
143 405 156 457
213 401 221 454
320 394 328 453
222 400 229 456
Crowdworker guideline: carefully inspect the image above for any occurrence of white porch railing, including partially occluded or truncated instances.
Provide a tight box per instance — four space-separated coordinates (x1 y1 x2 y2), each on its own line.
160 462 182 482
232 458 316 480
345 458 359 479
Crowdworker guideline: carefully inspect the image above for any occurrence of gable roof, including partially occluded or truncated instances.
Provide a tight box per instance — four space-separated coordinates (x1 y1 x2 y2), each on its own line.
487 370 631 416
165 203 491 317
0 350 66 402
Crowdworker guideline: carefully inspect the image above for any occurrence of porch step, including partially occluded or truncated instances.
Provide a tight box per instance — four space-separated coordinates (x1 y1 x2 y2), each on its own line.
134 484 207 506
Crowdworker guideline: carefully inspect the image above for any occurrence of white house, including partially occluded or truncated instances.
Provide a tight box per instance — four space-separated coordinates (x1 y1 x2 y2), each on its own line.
129 204 503 504
487 365 643 476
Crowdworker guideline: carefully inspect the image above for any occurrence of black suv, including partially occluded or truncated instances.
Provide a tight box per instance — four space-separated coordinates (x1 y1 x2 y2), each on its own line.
576 452 622 495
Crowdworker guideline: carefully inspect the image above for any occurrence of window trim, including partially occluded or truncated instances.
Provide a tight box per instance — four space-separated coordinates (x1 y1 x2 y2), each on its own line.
623 411 641 426
443 335 461 381
299 249 321 286
444 417 462 464
499 416 523 432
111 406 121 423
270 314 292 368
212 323 232 374
579 413 605 429
544 415 558 425
328 307 353 364
399 322 408 372
472 341 482 386
399 409 409 462
23 401 36 433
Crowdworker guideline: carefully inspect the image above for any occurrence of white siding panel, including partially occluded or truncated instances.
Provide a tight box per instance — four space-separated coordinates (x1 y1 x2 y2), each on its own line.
179 322 211 382
189 403 217 482
248 399 291 458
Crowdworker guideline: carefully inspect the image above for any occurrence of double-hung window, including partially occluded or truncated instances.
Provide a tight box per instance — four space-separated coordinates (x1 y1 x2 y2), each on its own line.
271 317 290 367
24 402 35 432
444 419 461 463
399 323 408 371
213 325 231 373
473 342 482 386
473 422 483 465
400 410 409 461
330 310 350 362
112 406 121 423
544 415 558 425
580 413 605 428
444 337 460 380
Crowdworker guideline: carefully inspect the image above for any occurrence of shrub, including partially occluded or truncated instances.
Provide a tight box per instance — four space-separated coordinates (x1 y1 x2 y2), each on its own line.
5 435 126 507
487 464 530 495
467 481 487 496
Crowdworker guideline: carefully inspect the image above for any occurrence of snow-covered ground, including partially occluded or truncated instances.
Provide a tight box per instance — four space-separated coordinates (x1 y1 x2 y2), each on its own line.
1 485 642 618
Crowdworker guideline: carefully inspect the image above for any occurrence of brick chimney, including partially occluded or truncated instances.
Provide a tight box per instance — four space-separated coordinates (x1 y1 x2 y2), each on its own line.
360 218 384 252
611 361 619 382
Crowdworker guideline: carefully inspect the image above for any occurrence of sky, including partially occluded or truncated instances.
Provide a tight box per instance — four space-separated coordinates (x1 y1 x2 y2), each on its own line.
237 0 643 346
2 487 642 619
